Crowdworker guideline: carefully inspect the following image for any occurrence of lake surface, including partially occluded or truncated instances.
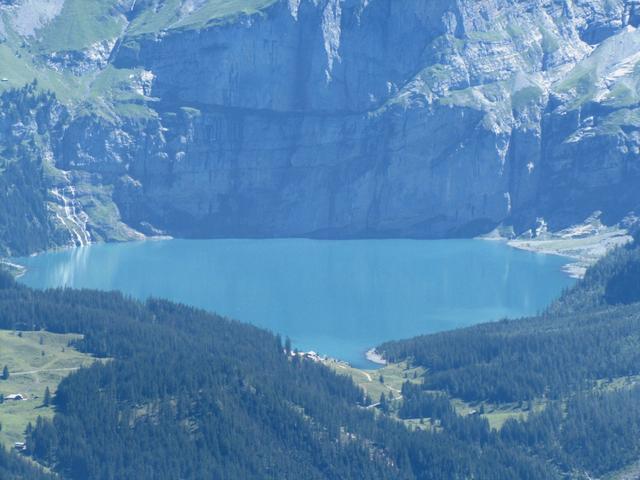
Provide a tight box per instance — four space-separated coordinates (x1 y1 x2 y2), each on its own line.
15 239 575 367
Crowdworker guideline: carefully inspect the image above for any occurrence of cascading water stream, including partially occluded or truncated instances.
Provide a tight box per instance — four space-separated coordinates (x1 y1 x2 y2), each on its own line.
49 186 91 247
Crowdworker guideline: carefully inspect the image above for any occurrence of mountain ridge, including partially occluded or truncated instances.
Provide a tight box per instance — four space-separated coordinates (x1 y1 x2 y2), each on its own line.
1 0 640 254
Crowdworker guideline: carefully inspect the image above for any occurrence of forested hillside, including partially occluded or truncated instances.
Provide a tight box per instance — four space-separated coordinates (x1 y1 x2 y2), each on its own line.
0 271 561 480
380 230 640 402
2 0 640 478
0 242 639 478
0 83 69 256
378 231 640 477
0 445 51 480
0 83 142 256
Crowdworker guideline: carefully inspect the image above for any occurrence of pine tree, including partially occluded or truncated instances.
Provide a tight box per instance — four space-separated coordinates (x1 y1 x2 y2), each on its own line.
292 348 300 365
380 393 389 413
2 365 8 380
43 387 51 407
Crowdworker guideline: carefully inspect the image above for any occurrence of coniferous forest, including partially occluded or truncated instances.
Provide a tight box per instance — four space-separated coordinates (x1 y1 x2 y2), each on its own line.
0 84 67 257
0 233 638 479
3 1 640 477
379 231 640 403
0 271 556 480
0 273 528 478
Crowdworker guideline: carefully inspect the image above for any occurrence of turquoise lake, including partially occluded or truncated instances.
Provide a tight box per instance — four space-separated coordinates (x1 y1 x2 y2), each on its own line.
15 239 575 367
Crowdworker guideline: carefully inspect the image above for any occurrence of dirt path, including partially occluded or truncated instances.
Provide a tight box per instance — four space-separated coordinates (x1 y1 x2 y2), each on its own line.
10 367 81 376
335 364 373 382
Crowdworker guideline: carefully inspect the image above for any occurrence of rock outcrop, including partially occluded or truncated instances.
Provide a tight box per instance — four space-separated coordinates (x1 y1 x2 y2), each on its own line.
1 0 640 245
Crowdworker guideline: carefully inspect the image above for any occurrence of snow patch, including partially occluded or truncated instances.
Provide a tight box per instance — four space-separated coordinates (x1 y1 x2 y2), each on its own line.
535 217 548 237
288 0 301 20
321 0 342 82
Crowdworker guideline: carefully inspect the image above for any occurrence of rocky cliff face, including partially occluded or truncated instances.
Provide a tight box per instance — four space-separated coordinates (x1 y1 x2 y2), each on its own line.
1 0 640 245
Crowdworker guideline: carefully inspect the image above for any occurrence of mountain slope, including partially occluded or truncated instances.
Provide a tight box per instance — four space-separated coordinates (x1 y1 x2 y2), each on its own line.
0 0 640 251
377 232 640 477
2 236 640 478
0 270 564 480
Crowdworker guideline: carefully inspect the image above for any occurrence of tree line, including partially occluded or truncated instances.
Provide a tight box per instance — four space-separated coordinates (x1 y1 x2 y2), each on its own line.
379 239 640 403
0 270 559 479
2 234 640 478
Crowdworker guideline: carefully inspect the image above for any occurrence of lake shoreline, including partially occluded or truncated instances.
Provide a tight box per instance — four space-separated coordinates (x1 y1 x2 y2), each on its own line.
0 259 26 278
3 235 173 278
506 229 632 279
479 215 635 279
366 349 388 366
11 237 575 368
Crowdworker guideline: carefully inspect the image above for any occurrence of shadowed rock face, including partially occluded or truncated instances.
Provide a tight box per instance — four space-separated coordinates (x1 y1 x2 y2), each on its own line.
3 0 640 242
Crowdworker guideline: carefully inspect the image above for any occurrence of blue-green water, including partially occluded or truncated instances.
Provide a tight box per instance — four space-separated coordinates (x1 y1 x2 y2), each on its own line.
15 239 574 367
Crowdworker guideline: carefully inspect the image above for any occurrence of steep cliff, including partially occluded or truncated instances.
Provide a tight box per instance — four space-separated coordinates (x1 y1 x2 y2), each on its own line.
1 0 640 247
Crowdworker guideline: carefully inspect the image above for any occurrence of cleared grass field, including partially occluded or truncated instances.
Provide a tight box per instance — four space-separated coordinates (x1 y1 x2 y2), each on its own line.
324 359 424 404
326 358 548 430
453 399 547 430
0 330 97 447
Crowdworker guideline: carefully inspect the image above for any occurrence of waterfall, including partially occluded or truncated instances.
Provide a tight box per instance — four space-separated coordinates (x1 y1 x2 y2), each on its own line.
49 186 92 247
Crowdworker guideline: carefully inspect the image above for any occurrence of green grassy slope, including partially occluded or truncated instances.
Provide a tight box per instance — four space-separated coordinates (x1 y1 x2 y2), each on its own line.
33 0 125 53
0 0 277 115
0 330 96 447
127 0 276 35
0 32 79 101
